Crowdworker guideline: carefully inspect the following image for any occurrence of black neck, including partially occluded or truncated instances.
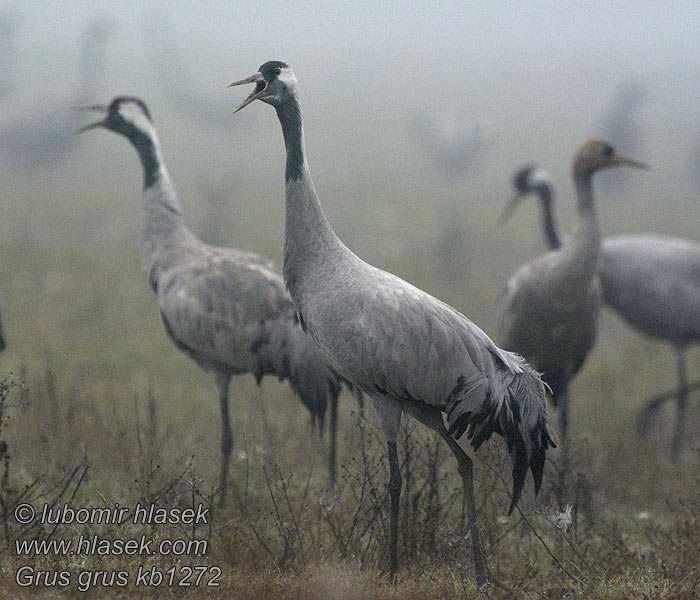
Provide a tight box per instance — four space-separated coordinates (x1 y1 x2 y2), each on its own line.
538 185 563 250
277 89 346 300
275 98 305 182
128 128 160 189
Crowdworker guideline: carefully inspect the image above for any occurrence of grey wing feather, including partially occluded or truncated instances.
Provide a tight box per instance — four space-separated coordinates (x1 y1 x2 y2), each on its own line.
155 245 343 424
157 249 287 374
305 261 555 508
600 235 700 344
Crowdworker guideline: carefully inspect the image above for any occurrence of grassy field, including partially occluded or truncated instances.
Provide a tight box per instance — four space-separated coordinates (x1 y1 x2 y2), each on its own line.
0 145 698 599
3 1 700 596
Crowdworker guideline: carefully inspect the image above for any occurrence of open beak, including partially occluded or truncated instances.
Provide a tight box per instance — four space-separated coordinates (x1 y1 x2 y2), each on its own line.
71 104 108 134
498 192 526 225
228 72 267 113
613 154 649 170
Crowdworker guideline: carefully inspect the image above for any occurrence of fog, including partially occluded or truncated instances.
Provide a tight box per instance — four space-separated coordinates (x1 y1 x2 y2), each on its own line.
2 1 700 262
1 7 700 587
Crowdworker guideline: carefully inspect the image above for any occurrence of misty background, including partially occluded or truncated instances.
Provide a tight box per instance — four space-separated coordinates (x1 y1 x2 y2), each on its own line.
0 6 698 595
0 0 699 439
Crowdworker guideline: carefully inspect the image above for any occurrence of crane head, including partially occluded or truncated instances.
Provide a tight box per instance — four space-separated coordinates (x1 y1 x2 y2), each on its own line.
573 138 648 177
229 61 295 113
72 97 153 136
513 165 553 195
499 166 553 224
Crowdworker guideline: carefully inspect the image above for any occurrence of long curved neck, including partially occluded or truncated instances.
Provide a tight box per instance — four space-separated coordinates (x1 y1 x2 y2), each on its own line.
560 169 600 282
126 123 173 192
573 169 598 223
126 124 183 223
535 184 565 250
124 123 191 280
277 99 305 182
275 92 345 298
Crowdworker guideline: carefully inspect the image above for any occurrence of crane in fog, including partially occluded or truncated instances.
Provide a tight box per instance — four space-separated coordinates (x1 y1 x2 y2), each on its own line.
498 140 647 500
141 9 245 133
411 109 489 178
504 164 698 459
503 166 565 251
230 61 555 586
75 97 346 504
0 9 19 101
598 79 648 192
0 17 114 173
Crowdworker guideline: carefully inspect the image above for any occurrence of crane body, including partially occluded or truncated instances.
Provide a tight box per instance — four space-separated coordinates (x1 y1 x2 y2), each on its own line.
507 166 697 457
499 141 647 500
76 97 345 503
230 61 555 585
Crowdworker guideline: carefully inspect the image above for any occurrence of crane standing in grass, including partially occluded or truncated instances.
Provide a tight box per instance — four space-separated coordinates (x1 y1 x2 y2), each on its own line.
498 140 647 502
504 164 697 459
75 97 345 504
229 60 555 586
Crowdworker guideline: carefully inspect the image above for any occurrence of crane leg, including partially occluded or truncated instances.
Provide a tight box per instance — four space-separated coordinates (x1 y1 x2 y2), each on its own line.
354 387 365 421
370 394 402 583
436 428 489 587
403 402 488 586
556 392 570 509
328 393 338 490
637 347 693 458
637 392 673 434
387 439 401 584
671 347 688 461
215 373 233 507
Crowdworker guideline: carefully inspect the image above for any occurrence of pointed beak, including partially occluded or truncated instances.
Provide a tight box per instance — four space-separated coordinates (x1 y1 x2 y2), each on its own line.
71 104 108 134
228 72 267 114
613 154 649 170
498 192 526 225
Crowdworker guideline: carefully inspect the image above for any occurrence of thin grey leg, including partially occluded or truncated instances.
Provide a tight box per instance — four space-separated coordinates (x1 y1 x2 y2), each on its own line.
403 402 488 586
328 393 338 489
387 439 401 584
671 347 688 461
216 373 233 507
557 392 569 509
436 427 489 587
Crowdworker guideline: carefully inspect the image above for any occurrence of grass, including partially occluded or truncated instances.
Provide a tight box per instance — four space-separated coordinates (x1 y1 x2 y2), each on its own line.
0 175 698 598
0 353 697 598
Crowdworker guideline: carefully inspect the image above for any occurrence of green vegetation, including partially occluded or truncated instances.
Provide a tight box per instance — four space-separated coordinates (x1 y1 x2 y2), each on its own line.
0 167 697 598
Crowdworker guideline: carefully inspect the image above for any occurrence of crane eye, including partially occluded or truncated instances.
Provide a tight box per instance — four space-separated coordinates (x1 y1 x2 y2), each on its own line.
602 145 614 158
274 67 282 75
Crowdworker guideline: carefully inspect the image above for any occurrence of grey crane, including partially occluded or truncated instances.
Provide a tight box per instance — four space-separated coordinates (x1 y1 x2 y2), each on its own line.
230 61 555 586
502 166 566 251
505 164 698 459
598 79 648 193
0 17 114 174
75 97 345 504
498 140 647 500
410 108 489 178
